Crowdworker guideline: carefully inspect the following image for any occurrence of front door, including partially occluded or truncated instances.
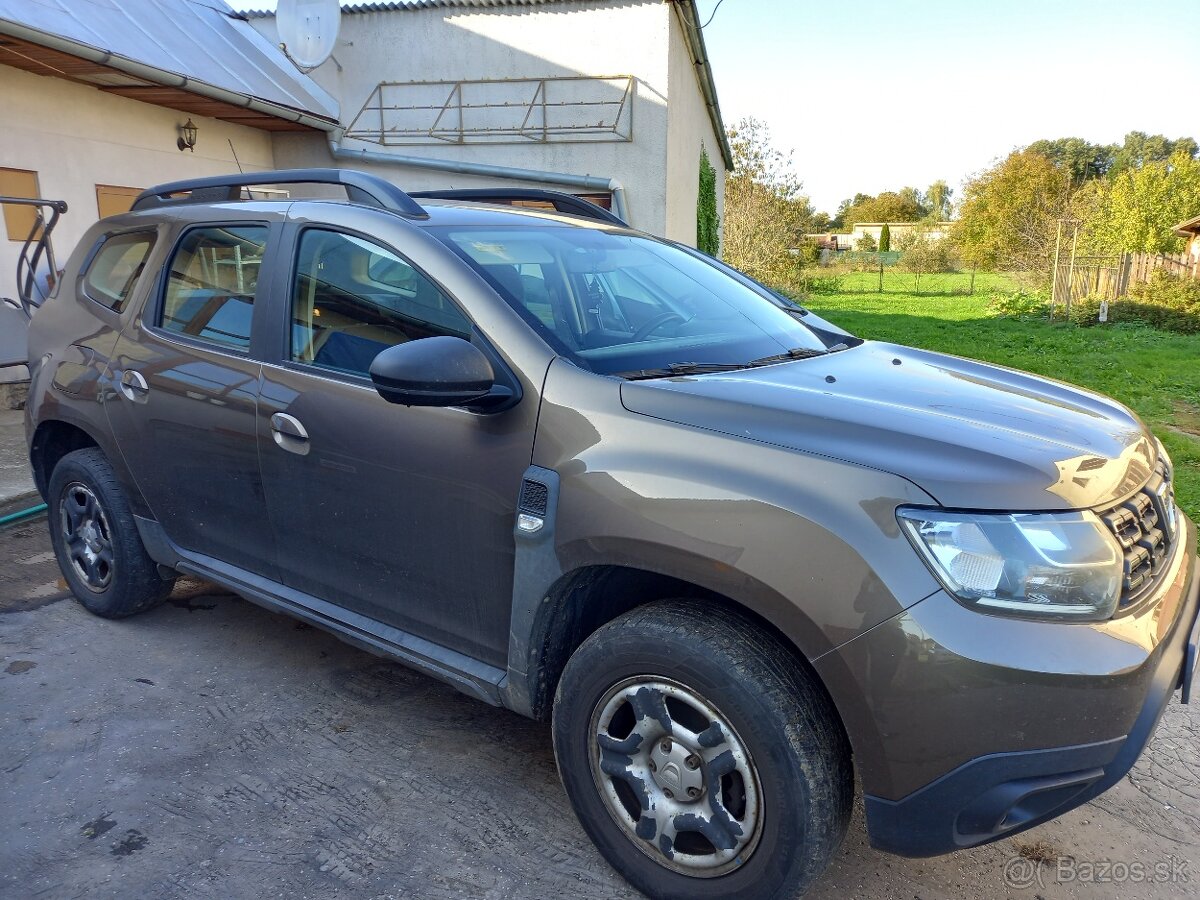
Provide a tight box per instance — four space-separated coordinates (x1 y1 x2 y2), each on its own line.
257 222 536 667
105 220 278 578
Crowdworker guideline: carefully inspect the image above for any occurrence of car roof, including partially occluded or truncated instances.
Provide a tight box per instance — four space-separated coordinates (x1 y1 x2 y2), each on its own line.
97 196 627 233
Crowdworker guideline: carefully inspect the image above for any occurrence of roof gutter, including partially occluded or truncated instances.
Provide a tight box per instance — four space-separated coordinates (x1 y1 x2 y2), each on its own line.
667 1 733 169
327 131 630 224
0 19 339 132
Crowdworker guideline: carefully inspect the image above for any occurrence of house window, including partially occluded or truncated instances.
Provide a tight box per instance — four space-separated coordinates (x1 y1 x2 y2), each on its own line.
0 167 41 241
96 185 144 220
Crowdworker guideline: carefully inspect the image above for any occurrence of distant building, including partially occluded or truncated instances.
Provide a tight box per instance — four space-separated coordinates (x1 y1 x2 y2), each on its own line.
803 221 954 254
845 222 953 247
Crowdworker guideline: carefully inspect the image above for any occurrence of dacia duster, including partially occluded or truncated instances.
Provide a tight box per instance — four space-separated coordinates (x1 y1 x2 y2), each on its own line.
25 169 1199 899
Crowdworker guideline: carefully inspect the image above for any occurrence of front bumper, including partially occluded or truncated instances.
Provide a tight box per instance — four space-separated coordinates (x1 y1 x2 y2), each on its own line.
814 514 1198 858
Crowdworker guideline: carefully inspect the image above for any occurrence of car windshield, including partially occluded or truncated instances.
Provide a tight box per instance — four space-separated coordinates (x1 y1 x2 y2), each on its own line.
430 225 828 376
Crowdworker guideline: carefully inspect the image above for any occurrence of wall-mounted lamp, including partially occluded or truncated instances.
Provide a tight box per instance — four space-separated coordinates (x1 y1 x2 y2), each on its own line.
177 119 198 152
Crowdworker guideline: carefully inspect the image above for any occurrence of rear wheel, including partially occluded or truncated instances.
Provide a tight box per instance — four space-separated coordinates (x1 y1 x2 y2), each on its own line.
553 600 852 900
48 448 174 618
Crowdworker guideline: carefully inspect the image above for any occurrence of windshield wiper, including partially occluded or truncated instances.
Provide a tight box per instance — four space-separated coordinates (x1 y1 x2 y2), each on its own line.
616 361 753 380
746 347 828 366
617 348 831 380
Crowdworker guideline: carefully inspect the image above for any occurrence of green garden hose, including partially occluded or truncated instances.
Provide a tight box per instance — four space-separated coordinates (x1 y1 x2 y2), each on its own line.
0 502 47 526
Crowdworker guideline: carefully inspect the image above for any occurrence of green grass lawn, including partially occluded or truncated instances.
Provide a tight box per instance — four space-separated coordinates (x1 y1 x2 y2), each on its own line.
804 271 1200 527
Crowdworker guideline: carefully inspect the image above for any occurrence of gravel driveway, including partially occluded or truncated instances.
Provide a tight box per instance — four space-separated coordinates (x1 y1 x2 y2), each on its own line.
2 517 1197 899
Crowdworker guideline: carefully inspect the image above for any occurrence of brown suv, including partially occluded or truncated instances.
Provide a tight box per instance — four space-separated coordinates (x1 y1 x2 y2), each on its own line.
25 169 1199 899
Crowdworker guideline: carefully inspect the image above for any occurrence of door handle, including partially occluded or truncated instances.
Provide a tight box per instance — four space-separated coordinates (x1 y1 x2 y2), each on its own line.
119 369 149 401
270 412 310 455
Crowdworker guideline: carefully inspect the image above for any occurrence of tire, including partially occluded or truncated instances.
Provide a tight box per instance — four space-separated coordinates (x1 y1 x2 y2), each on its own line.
48 447 174 618
553 600 852 900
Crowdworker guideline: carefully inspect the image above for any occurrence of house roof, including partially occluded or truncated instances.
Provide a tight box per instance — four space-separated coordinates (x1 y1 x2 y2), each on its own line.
0 0 338 129
244 1 613 13
1173 214 1200 237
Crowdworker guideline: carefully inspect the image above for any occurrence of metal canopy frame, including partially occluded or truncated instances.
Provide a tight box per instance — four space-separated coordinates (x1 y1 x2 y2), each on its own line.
345 75 635 146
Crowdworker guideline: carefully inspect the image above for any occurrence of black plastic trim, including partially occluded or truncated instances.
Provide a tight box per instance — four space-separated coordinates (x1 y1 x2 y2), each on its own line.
502 465 562 718
133 168 429 220
409 188 626 226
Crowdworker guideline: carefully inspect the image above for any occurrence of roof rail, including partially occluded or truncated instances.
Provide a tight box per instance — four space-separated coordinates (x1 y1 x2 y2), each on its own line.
408 188 627 226
132 168 429 220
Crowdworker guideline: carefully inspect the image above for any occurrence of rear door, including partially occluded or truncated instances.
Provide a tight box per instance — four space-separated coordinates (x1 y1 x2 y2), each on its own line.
105 213 280 578
255 206 542 667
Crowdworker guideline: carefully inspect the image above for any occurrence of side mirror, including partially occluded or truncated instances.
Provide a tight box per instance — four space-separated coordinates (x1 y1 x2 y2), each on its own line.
369 336 506 408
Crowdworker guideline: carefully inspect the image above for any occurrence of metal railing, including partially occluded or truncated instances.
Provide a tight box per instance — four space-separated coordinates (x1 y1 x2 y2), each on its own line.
345 75 635 146
2 196 68 318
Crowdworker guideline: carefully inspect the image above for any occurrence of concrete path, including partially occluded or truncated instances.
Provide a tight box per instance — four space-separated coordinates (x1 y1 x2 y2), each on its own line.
1 518 1197 899
0 408 35 508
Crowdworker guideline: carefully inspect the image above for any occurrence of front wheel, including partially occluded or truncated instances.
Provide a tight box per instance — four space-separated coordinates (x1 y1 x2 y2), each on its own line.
552 600 852 900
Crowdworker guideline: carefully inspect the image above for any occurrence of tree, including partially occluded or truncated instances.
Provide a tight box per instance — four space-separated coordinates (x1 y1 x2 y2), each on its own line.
1110 131 1199 175
722 117 817 289
1026 137 1115 184
696 146 720 256
878 222 891 252
897 225 954 291
953 149 1072 278
837 189 928 228
925 180 953 220
855 232 877 252
1085 150 1200 253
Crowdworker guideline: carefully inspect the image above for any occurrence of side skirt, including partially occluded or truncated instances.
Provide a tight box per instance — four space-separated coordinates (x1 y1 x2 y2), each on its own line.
134 515 508 708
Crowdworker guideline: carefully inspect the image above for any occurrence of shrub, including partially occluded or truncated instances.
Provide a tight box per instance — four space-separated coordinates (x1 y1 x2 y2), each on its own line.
1129 270 1200 328
1064 295 1107 326
696 147 720 256
878 223 891 253
1065 272 1200 333
800 273 844 294
855 232 877 252
988 289 1049 318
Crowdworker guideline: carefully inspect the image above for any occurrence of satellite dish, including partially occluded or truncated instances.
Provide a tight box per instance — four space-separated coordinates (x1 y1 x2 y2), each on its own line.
277 0 341 71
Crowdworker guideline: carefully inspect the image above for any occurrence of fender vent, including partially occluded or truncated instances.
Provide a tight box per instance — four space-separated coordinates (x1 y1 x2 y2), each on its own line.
519 479 549 516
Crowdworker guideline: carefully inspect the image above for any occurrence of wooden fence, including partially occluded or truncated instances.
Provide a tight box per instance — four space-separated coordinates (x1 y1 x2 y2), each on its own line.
1051 250 1198 311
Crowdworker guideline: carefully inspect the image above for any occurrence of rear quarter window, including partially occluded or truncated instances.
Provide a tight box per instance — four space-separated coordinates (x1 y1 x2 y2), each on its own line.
159 225 268 352
82 231 156 312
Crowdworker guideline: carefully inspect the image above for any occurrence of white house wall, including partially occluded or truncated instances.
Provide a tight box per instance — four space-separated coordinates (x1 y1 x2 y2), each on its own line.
0 65 275 295
252 1 680 236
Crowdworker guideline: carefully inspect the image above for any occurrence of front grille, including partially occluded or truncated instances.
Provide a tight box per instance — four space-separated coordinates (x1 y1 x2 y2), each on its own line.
1098 462 1178 608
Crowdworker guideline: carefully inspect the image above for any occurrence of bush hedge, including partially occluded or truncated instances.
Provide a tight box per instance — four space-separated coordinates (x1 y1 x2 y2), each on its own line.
1068 271 1200 333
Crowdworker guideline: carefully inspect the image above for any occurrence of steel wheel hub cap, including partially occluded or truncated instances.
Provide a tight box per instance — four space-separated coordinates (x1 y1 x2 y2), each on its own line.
588 676 763 877
60 483 115 592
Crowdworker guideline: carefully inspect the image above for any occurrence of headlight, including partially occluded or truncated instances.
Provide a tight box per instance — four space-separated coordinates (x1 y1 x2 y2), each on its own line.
898 508 1124 621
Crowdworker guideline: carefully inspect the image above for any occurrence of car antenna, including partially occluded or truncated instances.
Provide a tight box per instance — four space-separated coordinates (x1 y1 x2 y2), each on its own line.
228 139 244 174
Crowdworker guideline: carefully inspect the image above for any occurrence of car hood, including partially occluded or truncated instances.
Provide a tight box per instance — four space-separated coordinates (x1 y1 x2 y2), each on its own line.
619 341 1158 511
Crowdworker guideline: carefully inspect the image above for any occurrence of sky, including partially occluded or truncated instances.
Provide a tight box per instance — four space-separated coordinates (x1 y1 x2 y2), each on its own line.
695 0 1199 214
232 0 1198 215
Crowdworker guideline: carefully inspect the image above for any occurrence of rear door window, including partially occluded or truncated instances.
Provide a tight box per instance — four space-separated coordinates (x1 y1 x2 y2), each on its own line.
83 231 155 311
160 225 268 351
